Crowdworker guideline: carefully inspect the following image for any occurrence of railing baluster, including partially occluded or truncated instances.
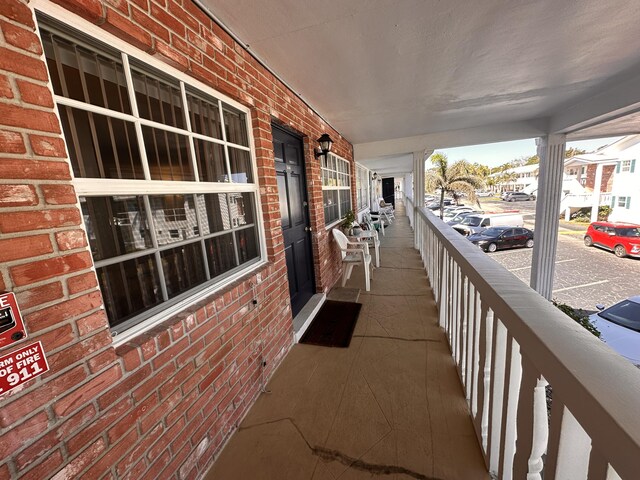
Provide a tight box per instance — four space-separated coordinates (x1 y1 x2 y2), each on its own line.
479 307 494 454
465 284 477 401
498 336 522 480
488 318 508 475
548 403 590 480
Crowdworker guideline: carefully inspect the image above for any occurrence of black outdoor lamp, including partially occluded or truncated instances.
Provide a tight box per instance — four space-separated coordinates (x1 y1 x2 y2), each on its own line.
314 133 334 159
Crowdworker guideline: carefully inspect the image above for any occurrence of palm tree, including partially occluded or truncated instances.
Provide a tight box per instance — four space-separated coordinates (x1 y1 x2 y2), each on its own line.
425 153 485 219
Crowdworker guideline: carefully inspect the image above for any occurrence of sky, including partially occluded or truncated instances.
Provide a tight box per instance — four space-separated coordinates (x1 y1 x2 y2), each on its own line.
433 136 623 169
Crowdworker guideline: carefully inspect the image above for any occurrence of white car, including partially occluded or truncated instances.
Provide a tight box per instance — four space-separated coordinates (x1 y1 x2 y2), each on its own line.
589 296 640 366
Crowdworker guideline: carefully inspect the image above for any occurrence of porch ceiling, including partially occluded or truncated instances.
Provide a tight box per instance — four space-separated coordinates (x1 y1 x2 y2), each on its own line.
201 0 640 164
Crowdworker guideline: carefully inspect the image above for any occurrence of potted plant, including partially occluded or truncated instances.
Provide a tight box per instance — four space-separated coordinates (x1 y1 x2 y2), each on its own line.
342 210 357 236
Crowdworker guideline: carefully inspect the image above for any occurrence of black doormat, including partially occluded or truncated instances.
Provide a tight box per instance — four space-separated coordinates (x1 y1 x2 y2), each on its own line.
300 300 362 348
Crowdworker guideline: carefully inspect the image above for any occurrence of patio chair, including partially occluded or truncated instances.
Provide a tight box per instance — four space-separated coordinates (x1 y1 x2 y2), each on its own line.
378 198 396 222
332 228 372 291
362 211 386 236
351 222 380 268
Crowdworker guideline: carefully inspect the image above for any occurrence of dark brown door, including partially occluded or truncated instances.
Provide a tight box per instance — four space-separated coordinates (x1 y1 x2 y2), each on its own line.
272 125 315 317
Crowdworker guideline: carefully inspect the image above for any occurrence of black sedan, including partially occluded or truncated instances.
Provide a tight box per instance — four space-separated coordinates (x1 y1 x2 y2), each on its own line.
469 227 534 252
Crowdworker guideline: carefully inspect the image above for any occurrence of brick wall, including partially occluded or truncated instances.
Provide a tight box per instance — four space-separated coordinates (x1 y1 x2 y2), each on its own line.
0 0 353 478
584 164 615 192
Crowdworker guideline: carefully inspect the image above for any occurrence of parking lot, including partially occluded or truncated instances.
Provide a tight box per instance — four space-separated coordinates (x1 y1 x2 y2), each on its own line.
473 197 640 312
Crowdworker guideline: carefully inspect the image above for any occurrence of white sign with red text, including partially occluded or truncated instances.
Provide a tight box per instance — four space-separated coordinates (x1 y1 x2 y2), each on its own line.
0 341 49 396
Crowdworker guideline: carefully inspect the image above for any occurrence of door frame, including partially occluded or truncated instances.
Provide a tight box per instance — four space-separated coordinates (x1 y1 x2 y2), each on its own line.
271 123 317 317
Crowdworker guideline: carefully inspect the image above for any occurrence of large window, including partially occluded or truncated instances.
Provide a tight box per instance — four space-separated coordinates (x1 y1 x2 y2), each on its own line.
355 164 370 212
322 153 351 225
40 19 263 334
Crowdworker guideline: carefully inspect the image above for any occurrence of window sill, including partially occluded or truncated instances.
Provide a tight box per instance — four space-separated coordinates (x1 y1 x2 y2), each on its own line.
111 260 269 349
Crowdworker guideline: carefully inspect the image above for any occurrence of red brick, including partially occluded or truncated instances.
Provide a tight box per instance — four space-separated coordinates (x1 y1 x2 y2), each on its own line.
15 429 60 471
83 429 139 479
0 103 60 134
0 234 52 262
0 411 49 458
88 347 118 373
50 0 106 24
0 272 6 291
76 309 108 336
108 394 157 442
0 159 71 180
54 364 122 417
118 344 142 372
0 129 24 152
0 184 38 207
149 2 186 37
0 75 13 98
98 363 152 409
104 7 153 52
11 251 92 287
68 271 99 295
116 423 162 477
29 134 67 157
0 1 35 27
16 281 64 309
25 291 102 333
0 46 49 82
55 229 87 251
0 366 87 427
1 20 43 54
37 323 75 351
131 6 170 43
154 39 189 71
132 362 176 403
47 329 111 373
19 450 64 480
53 438 107 479
0 207 81 234
41 185 76 206
66 398 132 455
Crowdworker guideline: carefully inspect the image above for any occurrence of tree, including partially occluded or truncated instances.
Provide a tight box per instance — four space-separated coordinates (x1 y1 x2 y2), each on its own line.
425 154 484 219
565 147 586 159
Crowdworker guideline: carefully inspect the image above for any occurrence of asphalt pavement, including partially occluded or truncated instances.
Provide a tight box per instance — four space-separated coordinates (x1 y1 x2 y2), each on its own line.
470 197 640 311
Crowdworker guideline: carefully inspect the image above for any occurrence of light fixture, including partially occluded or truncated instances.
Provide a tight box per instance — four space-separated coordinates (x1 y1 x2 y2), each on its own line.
314 133 334 159
372 172 379 181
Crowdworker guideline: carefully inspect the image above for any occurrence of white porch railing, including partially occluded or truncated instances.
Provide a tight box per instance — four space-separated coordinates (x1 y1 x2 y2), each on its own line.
415 206 640 480
405 195 414 229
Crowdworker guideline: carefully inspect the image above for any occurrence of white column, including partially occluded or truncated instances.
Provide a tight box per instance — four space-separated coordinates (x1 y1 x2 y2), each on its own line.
530 134 566 300
590 163 604 222
413 150 429 247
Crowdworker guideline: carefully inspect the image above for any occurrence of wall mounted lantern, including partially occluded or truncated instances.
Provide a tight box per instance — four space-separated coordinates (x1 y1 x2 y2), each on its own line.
314 133 334 159
371 172 379 181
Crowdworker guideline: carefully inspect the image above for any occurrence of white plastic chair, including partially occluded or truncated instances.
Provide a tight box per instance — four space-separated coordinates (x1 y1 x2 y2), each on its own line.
354 220 381 268
332 228 372 291
363 211 386 236
378 198 396 222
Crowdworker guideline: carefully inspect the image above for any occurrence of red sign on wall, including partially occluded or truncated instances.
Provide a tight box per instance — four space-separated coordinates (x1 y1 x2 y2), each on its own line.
0 292 27 349
0 341 49 396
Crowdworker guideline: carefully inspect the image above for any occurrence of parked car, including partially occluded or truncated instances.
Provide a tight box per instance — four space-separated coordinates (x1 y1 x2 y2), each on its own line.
583 222 640 258
452 212 524 236
426 198 455 210
440 205 474 219
500 191 516 200
446 211 477 225
475 190 493 197
469 227 534 252
503 192 535 202
589 296 640 366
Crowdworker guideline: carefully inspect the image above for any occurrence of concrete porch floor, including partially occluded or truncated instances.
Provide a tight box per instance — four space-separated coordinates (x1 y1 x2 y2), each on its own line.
205 202 489 480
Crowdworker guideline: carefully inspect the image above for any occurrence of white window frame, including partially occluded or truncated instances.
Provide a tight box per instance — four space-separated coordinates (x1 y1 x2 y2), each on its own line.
621 160 631 172
321 153 352 228
617 196 629 208
355 164 370 212
35 2 267 344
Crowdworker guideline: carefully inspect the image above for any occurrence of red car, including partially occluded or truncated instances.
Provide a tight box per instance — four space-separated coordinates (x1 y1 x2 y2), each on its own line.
584 222 640 258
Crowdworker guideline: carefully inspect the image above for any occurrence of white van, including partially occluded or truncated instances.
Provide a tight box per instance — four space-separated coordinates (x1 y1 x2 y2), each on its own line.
452 213 524 236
